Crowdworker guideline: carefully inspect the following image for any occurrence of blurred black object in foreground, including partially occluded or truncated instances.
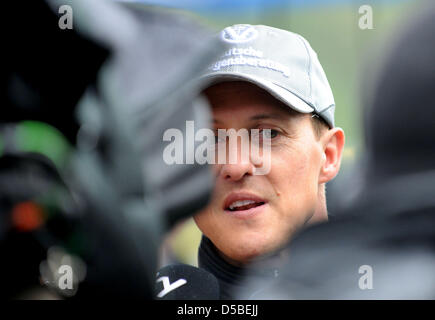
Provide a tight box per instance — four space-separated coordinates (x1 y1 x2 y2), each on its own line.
155 264 220 300
0 0 224 299
0 0 108 145
237 1 435 299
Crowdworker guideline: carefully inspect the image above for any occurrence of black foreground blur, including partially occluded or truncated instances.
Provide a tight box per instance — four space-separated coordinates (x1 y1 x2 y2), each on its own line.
0 0 225 299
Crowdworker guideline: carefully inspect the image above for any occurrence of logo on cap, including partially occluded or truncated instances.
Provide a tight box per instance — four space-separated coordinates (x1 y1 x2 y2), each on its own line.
221 25 258 43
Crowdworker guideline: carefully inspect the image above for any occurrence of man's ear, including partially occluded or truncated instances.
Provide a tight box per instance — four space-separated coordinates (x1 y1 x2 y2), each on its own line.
318 127 345 184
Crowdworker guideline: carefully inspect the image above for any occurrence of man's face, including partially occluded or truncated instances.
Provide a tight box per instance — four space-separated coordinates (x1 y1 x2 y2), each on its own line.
194 81 328 265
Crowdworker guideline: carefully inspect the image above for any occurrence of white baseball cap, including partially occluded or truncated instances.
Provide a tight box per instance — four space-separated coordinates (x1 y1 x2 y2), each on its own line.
201 24 336 127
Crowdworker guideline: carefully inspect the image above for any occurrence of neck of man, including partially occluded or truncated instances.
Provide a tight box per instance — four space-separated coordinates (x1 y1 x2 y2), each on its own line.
198 235 289 299
308 184 328 225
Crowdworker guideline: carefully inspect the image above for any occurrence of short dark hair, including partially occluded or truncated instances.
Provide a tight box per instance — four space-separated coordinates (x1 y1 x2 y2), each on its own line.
311 113 330 139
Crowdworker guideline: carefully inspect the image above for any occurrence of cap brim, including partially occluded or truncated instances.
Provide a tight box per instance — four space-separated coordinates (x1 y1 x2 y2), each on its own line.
200 72 315 114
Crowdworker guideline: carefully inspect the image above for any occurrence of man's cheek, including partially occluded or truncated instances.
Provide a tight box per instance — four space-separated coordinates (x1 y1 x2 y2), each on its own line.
193 207 210 226
211 163 222 177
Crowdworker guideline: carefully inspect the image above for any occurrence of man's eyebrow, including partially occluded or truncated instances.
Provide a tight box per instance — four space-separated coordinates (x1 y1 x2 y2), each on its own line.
213 113 286 124
248 113 286 121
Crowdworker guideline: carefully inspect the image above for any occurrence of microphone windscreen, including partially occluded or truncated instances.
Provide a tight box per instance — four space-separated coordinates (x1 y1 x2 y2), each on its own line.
155 264 219 300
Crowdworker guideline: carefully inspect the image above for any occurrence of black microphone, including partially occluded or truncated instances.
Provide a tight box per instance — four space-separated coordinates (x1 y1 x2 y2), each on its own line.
155 264 220 300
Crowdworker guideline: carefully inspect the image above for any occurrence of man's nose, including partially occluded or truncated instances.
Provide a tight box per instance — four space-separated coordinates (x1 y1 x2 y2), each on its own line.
215 130 256 181
219 161 255 182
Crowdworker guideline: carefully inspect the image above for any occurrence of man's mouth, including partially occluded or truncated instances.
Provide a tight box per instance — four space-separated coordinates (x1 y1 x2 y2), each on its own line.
223 193 267 214
227 200 265 211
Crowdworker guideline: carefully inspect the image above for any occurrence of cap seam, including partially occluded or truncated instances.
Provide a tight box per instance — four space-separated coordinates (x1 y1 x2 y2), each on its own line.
295 34 313 105
271 80 314 109
317 103 335 115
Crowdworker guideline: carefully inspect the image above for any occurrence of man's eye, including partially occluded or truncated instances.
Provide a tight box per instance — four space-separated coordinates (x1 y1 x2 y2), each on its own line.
261 129 279 139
